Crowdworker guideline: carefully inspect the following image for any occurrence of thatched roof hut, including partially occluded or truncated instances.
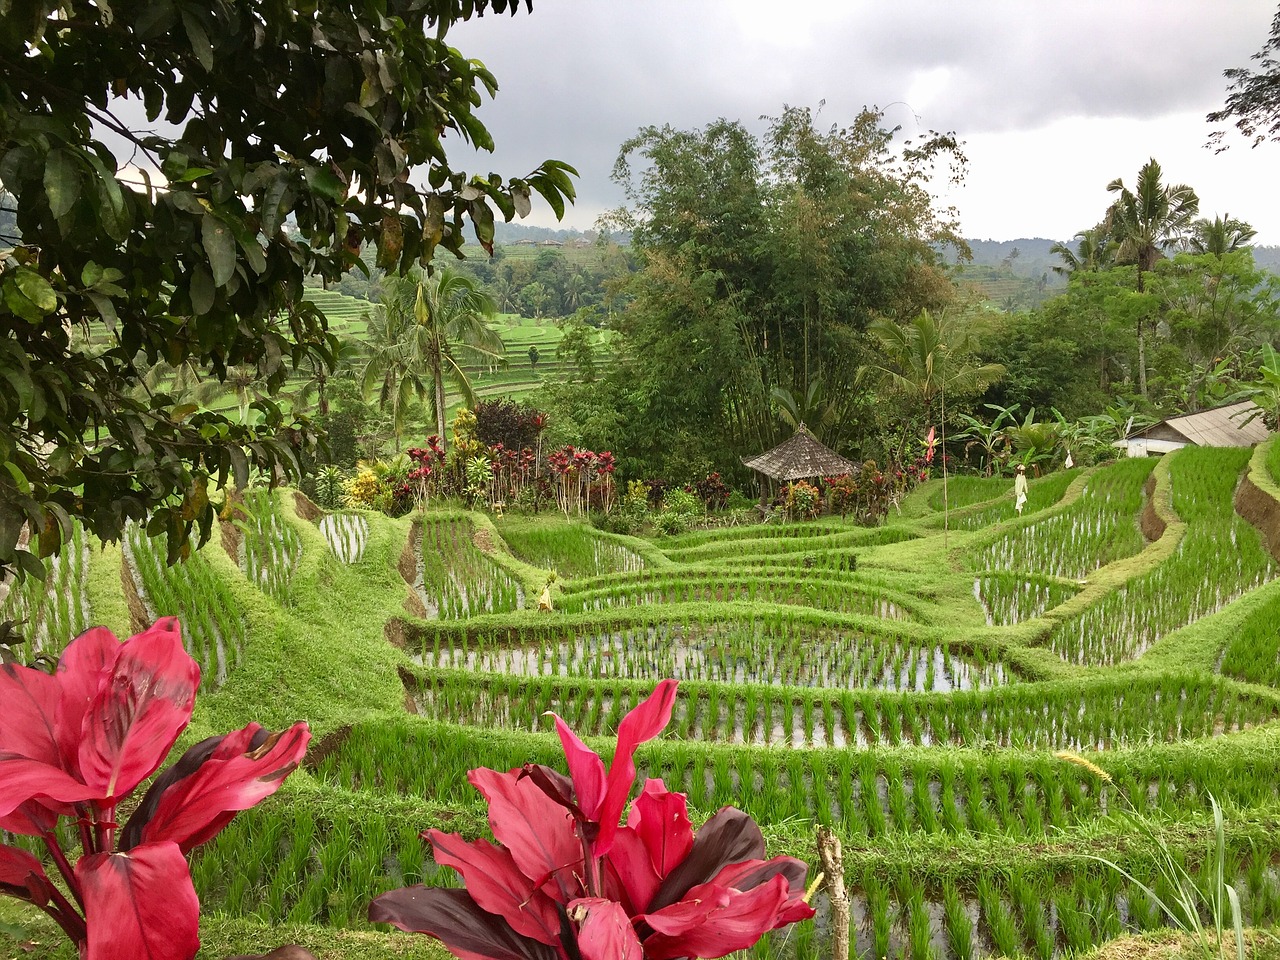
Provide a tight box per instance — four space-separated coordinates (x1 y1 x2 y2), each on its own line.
742 425 857 490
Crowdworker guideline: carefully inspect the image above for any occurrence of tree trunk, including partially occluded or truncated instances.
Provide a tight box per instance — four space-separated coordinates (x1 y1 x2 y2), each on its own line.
1136 264 1148 399
1136 326 1148 400
432 339 448 453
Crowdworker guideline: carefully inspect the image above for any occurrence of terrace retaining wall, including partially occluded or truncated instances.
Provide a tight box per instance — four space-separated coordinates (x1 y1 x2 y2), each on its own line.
1236 472 1280 563
1140 472 1166 542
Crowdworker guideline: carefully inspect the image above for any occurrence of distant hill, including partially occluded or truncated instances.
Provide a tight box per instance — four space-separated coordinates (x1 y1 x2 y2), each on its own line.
944 238 1068 310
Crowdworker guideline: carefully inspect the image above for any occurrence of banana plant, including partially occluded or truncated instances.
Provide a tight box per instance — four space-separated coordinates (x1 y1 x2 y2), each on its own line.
953 403 1018 476
1002 407 1060 473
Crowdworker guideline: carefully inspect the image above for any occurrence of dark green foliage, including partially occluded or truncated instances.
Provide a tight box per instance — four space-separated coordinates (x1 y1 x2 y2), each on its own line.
0 0 575 577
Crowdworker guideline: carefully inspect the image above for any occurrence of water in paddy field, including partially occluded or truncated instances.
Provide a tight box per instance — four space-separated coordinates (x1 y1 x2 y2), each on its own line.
414 526 525 619
320 513 368 563
567 582 911 620
417 622 1006 691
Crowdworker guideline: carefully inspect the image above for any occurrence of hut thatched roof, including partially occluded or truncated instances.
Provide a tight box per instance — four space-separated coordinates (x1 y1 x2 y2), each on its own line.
741 425 857 482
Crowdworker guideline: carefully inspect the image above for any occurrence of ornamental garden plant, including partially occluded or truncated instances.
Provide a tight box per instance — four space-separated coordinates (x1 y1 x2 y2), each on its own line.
0 619 310 960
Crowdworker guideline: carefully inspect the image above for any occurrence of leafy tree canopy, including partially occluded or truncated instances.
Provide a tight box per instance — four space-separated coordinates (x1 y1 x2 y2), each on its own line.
1208 6 1280 150
0 0 575 576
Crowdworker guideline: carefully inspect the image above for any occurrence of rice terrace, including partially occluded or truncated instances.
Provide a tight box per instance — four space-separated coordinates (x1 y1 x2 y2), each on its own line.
8 442 1280 960
10 3 1280 960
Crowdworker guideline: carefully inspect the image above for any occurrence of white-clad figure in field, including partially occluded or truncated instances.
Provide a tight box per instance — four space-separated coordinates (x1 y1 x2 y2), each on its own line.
1013 463 1029 515
1065 450 1074 469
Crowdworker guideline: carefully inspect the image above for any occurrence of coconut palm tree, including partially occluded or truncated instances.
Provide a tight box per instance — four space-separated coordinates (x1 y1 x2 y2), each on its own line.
865 309 1006 457
359 290 423 451
361 267 504 453
866 308 1005 535
1189 214 1257 256
1050 227 1114 277
1105 158 1200 398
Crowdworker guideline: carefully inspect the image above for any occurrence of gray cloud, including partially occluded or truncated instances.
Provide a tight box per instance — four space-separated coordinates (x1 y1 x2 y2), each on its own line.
445 1 1276 236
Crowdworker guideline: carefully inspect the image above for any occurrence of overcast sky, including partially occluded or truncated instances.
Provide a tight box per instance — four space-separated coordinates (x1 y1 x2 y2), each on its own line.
445 1 1280 244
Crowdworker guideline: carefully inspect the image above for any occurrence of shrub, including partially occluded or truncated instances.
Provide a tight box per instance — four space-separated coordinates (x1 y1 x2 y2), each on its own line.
369 682 815 958
783 480 822 520
0 619 309 960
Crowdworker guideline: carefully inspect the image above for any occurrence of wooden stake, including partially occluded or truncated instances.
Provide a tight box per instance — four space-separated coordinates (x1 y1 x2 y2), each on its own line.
817 826 849 960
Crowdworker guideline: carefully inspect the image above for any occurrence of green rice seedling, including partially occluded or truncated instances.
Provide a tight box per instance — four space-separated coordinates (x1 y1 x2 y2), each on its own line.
941 881 974 960
902 881 934 960
0 519 91 662
864 870 893 960
977 874 1020 959
124 521 246 689
1055 889 1093 954
950 468 1080 530
886 762 911 832
911 764 938 834
498 521 645 577
974 572 1079 626
319 511 370 563
1051 448 1274 665
1010 872 1053 960
973 458 1152 578
235 487 303 605
416 516 525 618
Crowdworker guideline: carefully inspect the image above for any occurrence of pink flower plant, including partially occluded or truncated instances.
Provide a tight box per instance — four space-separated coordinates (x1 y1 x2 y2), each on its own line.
0 618 310 960
370 681 814 959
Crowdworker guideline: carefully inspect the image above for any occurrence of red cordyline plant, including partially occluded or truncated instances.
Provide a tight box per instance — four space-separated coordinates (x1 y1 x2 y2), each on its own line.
370 680 815 959
0 618 310 960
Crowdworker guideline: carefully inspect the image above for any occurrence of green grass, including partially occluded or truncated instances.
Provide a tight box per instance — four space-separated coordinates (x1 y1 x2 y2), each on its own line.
12 447 1280 960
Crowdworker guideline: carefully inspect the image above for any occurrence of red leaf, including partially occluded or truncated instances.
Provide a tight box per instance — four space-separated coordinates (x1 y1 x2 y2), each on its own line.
640 876 790 960
595 680 677 855
124 722 310 853
427 830 561 946
647 806 766 912
627 778 692 879
55 627 123 772
0 843 49 898
77 619 200 799
0 755 99 819
548 713 605 818
601 827 660 916
76 841 200 960
369 886 558 960
0 662 61 765
0 799 59 836
569 897 644 960
468 767 583 904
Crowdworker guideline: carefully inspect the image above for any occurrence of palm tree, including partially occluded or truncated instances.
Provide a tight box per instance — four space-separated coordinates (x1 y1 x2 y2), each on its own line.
866 310 1006 431
866 308 1005 535
359 290 424 451
1189 214 1257 256
360 268 503 453
411 269 504 448
1050 227 1114 277
1105 158 1200 398
290 336 365 418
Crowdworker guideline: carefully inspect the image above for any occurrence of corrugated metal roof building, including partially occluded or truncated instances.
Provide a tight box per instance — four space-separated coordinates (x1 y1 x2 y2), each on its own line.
1121 401 1270 456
